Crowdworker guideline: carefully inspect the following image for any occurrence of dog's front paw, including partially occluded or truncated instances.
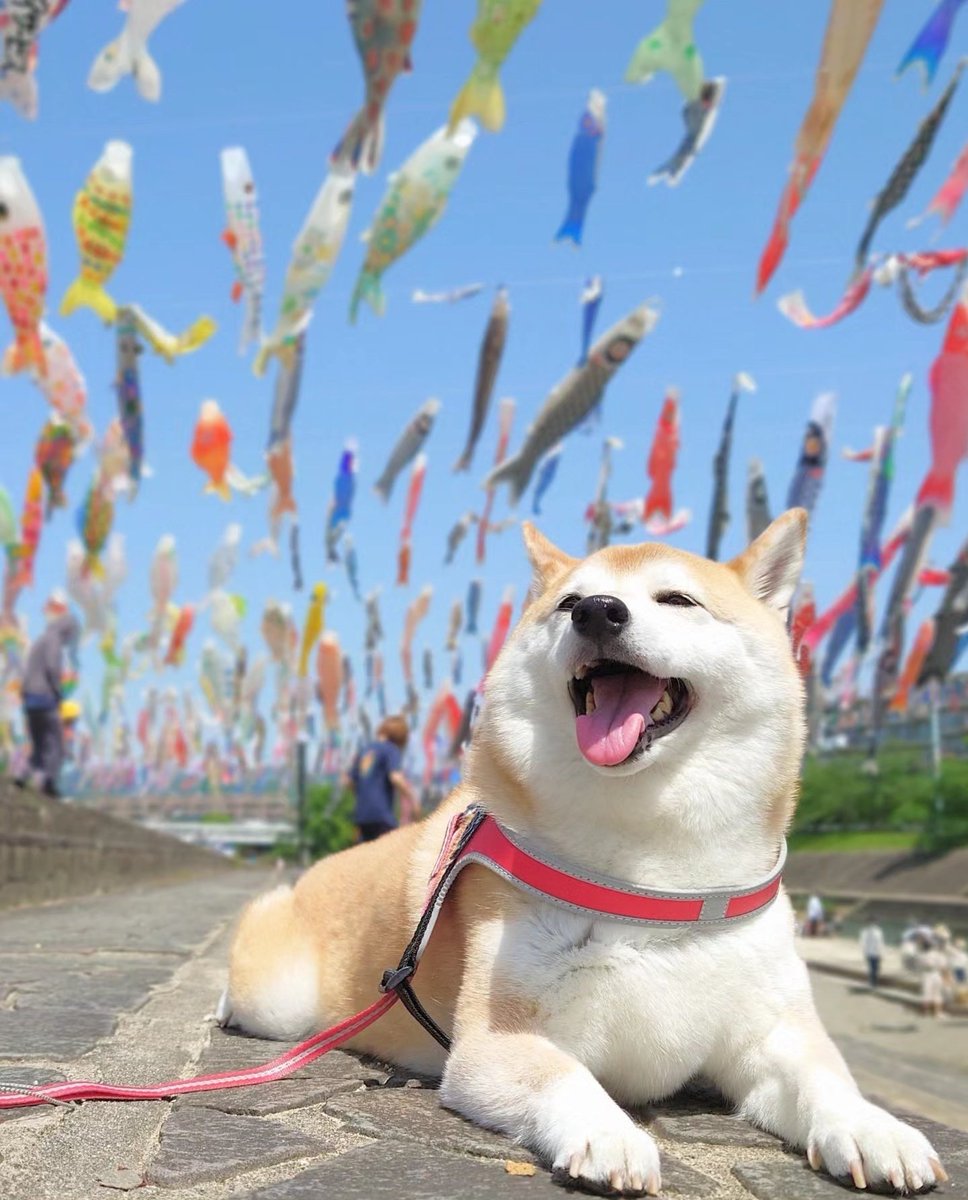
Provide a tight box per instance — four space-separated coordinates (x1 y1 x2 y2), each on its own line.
807 1099 948 1193
551 1123 661 1197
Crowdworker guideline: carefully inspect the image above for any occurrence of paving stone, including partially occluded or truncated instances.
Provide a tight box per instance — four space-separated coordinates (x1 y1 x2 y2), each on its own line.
325 1087 536 1162
0 955 176 1059
653 1112 783 1149
0 1065 65 1122
657 1155 720 1197
0 1007 118 1058
244 1142 564 1200
176 1033 370 1115
148 1107 323 1188
0 876 255 956
734 1157 968 1200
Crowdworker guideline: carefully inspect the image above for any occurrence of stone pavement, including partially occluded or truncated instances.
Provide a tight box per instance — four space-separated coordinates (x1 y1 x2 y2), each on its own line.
0 871 966 1200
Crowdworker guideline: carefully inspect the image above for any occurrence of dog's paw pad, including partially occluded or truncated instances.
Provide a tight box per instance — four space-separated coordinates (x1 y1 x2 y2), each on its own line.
807 1101 945 1194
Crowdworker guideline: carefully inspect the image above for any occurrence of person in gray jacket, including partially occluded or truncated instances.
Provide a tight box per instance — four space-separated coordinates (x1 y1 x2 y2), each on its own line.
16 596 80 799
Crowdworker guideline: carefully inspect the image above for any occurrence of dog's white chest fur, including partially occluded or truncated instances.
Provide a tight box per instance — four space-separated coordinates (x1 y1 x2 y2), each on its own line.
491 896 799 1104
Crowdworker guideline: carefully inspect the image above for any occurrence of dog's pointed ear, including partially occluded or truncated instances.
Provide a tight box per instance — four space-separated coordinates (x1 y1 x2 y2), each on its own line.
521 522 577 594
729 508 807 616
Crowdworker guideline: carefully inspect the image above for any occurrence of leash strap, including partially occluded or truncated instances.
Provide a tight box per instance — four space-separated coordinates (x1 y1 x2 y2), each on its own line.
0 806 785 1109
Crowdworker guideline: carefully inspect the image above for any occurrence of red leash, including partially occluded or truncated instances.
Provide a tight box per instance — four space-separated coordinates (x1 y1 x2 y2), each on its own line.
0 807 785 1110
0 994 398 1108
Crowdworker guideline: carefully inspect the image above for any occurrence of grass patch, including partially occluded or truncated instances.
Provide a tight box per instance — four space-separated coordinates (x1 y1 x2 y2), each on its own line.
795 746 968 852
788 829 919 853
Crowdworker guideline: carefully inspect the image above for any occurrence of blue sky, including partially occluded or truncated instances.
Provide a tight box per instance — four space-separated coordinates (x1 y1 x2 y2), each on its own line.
1 1 965 740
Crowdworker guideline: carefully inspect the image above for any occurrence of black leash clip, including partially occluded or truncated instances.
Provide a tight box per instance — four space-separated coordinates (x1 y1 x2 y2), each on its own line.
379 964 414 994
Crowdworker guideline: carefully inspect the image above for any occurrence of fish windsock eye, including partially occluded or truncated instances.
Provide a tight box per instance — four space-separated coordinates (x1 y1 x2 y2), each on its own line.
444 156 460 169
605 336 633 364
0 202 9 221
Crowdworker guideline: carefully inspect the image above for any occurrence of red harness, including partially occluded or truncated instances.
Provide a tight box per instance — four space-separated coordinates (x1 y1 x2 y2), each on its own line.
0 806 785 1110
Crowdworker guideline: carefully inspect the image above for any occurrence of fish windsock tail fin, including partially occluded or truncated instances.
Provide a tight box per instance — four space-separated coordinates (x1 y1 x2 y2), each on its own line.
205 479 233 502
756 212 789 297
2 329 47 378
83 554 105 581
88 32 162 102
0 69 38 118
756 166 814 295
60 277 117 323
252 338 276 378
331 107 385 175
554 208 584 246
452 449 472 474
483 452 530 506
87 35 130 94
349 270 386 323
271 494 298 521
132 47 163 103
142 314 216 362
449 62 504 133
916 469 953 522
250 536 280 558
644 482 672 525
624 19 674 85
173 315 217 358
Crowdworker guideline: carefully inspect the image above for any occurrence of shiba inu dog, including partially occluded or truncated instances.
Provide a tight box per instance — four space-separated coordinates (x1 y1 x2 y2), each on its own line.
222 511 945 1196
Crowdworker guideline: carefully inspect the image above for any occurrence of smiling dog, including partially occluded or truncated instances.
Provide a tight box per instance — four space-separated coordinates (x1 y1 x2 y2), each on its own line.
222 511 946 1196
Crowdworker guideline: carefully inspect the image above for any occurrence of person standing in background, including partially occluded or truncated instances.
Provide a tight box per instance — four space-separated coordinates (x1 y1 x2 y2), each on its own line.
919 935 948 1019
347 714 420 842
805 893 825 937
15 592 80 799
949 938 968 987
859 917 885 988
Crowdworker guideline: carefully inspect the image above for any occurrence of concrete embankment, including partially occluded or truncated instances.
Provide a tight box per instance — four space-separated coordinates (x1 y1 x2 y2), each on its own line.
0 782 234 910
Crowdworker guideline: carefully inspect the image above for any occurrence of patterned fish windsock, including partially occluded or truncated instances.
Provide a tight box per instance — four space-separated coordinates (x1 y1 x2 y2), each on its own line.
449 0 543 133
298 582 327 678
332 0 424 175
34 417 77 518
87 0 187 102
350 122 477 322
556 91 605 246
220 146 266 355
915 286 968 521
0 156 48 376
257 168 355 376
76 475 115 577
485 301 659 503
0 0 71 119
191 399 233 500
34 322 90 439
61 140 133 324
0 485 16 547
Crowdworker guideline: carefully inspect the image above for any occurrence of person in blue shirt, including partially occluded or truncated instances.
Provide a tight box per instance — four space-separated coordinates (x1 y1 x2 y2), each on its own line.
347 714 420 842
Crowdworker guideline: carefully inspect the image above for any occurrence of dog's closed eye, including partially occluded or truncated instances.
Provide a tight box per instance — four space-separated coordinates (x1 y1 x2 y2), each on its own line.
654 591 699 608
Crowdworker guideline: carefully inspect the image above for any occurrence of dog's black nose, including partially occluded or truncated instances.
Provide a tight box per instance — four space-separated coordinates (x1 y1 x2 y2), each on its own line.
571 594 630 639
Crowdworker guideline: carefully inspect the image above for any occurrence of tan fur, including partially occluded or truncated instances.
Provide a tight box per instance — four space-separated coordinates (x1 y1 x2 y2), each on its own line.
228 519 806 1063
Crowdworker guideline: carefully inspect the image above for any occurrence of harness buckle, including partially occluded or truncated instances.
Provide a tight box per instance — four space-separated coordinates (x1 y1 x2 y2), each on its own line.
380 964 414 994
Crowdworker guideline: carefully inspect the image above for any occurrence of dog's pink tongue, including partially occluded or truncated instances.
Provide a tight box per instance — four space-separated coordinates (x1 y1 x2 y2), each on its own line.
576 673 667 767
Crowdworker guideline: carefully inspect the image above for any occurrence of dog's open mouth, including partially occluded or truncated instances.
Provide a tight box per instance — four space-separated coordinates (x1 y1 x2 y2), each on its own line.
567 660 691 768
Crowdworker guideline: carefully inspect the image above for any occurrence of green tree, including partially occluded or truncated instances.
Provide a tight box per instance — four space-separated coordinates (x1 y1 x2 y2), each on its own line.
274 781 357 862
